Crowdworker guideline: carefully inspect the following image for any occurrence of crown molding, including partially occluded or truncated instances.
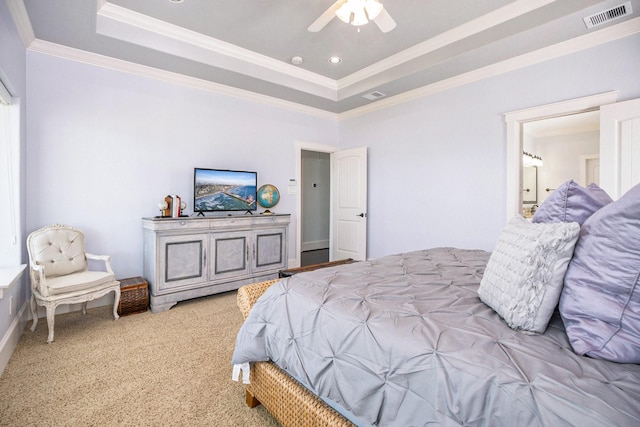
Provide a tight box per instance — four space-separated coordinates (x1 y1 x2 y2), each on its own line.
338 17 640 120
97 2 338 101
5 0 35 48
27 39 338 121
336 0 556 96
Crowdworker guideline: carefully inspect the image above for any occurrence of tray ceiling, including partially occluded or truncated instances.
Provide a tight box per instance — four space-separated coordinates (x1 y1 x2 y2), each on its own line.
14 0 640 115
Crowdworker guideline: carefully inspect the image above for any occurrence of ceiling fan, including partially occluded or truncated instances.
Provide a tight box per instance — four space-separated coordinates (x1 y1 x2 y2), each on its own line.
308 0 397 33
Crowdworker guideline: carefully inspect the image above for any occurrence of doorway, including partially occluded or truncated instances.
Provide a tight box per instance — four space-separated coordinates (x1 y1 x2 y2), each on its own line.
504 92 618 219
300 149 330 266
506 92 640 219
294 142 369 268
295 141 336 268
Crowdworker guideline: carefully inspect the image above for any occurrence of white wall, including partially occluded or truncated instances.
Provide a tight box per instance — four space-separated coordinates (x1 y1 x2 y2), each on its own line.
338 33 640 259
26 52 338 280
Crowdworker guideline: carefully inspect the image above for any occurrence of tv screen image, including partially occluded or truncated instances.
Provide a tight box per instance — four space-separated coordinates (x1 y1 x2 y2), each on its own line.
194 168 257 213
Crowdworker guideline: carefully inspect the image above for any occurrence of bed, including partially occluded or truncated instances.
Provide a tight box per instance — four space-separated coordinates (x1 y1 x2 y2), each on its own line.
232 181 640 427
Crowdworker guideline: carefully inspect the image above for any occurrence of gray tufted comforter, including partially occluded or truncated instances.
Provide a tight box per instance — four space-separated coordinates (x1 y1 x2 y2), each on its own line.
232 248 640 426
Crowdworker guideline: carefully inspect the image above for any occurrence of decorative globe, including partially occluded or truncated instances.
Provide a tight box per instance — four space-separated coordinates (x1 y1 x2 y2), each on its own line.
257 184 280 213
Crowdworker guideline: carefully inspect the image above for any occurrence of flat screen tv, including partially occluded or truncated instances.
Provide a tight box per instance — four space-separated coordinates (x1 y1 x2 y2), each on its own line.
193 168 257 214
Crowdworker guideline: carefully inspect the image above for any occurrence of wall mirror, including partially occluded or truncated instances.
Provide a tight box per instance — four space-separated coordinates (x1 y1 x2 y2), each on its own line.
522 166 537 204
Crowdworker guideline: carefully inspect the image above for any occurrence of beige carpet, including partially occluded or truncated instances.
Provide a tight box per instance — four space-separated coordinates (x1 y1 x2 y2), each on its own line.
0 291 279 427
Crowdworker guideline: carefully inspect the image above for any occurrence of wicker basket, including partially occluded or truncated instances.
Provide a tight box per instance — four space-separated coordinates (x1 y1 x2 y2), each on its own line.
117 277 149 316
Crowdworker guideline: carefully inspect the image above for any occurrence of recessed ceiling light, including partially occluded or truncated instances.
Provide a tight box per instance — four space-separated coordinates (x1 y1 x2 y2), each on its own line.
291 56 304 65
328 56 342 64
168 0 184 3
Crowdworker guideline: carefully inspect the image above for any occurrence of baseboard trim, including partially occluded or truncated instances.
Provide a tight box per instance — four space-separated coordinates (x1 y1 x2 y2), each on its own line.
288 258 300 269
301 240 329 252
0 299 29 376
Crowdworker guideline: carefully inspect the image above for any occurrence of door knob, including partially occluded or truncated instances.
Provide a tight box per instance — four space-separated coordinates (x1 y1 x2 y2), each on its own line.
357 213 367 217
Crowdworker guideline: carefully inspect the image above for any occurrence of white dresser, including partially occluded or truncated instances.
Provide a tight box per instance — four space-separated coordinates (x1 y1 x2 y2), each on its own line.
142 214 289 313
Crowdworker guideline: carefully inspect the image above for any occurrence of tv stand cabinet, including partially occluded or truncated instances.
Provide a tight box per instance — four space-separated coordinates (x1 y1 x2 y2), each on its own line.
142 214 289 313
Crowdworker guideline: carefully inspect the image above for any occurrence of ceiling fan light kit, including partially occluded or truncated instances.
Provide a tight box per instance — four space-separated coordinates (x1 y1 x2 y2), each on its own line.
336 0 384 27
308 0 395 33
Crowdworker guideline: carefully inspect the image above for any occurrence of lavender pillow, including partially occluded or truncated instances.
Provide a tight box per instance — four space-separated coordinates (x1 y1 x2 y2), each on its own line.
532 180 612 225
586 183 614 205
560 182 640 363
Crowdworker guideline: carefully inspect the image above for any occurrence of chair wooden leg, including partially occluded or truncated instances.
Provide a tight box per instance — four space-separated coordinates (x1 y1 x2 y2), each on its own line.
112 288 120 320
45 305 56 344
30 295 38 332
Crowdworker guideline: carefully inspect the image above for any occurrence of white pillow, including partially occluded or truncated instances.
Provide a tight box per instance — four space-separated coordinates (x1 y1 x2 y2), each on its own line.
478 216 580 333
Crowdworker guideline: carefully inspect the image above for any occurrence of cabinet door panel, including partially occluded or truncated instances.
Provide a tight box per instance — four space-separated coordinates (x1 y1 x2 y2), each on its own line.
166 240 203 281
211 231 251 280
254 229 286 273
215 236 247 274
158 233 208 291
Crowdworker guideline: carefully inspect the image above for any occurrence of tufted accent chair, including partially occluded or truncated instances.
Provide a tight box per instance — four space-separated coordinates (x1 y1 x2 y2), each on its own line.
26 224 121 343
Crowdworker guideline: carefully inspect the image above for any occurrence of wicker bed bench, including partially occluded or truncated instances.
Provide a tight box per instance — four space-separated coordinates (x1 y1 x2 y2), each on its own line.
236 279 354 427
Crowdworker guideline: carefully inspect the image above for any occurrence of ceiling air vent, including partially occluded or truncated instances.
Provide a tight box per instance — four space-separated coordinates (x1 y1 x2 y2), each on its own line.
362 91 386 101
583 2 632 29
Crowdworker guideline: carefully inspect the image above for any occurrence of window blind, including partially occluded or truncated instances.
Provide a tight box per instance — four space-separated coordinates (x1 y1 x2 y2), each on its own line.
0 77 17 257
0 79 11 105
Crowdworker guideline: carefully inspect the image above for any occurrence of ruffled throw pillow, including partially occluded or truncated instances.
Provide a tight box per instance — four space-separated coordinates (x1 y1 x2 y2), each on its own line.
479 216 580 333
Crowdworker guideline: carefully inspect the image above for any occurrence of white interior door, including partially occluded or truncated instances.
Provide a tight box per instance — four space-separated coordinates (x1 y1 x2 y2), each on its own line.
331 147 367 261
600 97 640 199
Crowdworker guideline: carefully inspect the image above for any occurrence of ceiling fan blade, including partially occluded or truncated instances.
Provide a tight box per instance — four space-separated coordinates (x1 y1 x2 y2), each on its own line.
373 8 397 33
308 1 344 32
